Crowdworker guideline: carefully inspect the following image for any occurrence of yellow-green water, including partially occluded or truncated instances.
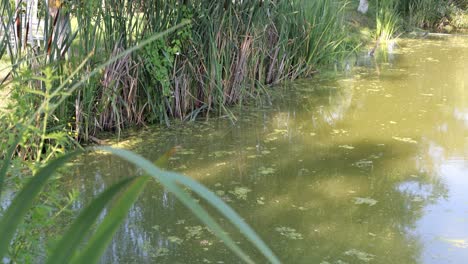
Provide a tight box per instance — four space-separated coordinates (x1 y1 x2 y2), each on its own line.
71 36 468 263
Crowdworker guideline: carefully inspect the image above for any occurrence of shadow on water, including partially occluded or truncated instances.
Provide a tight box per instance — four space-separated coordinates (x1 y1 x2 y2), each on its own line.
60 35 468 263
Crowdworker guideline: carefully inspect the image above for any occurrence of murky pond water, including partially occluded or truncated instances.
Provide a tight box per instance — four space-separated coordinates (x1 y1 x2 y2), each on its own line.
70 36 468 263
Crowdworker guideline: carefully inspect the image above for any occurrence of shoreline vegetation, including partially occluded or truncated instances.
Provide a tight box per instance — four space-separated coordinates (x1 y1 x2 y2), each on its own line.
0 0 467 156
1 0 352 161
0 0 467 262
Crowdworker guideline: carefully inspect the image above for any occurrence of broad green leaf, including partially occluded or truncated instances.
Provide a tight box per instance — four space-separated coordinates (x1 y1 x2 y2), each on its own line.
47 177 140 264
71 176 151 264
0 151 81 258
95 147 260 264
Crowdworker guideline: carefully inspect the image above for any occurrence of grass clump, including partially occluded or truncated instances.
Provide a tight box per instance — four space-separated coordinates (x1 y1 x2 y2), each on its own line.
1 0 352 144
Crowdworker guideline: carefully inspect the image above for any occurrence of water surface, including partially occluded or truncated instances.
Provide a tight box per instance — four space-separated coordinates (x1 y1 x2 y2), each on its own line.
72 36 468 263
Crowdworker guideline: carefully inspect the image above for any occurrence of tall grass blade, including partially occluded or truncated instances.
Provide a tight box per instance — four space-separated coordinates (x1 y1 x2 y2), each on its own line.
0 135 21 197
95 146 279 264
168 172 281 264
46 176 143 264
70 176 150 264
0 151 81 258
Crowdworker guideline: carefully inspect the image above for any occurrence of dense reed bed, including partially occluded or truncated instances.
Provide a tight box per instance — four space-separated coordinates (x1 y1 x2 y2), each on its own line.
0 0 350 150
397 0 468 31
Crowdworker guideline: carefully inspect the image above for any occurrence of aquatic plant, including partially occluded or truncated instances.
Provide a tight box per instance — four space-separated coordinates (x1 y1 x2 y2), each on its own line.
396 0 467 31
1 0 351 140
0 146 280 263
0 18 279 262
375 0 401 42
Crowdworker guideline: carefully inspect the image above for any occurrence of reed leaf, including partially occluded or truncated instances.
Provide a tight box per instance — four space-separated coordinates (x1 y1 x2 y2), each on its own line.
168 171 281 264
0 151 81 259
94 146 279 264
69 176 150 264
47 176 146 264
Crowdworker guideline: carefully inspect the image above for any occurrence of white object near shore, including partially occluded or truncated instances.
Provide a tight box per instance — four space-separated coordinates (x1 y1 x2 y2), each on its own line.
358 0 369 14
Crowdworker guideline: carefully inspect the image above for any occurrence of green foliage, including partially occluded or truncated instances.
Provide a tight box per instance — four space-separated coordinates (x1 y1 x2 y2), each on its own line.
143 39 175 98
1 66 76 162
0 152 81 258
2 0 353 139
1 19 279 263
0 161 79 263
408 0 447 29
0 147 280 263
375 0 401 41
395 0 468 30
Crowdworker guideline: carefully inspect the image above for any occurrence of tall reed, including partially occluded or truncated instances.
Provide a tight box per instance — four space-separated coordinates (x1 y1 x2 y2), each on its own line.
1 0 351 143
1 18 280 262
375 0 401 41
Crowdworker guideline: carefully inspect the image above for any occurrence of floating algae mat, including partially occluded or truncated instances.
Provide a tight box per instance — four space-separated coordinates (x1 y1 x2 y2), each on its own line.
66 36 468 263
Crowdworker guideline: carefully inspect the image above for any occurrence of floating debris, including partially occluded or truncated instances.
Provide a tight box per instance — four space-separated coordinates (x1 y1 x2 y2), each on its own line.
331 129 348 135
200 240 212 246
368 153 383 159
257 197 265 205
275 227 304 240
354 197 378 206
185 226 204 240
344 249 375 262
425 57 439 62
339 145 355 150
154 248 170 257
264 136 278 142
259 166 276 175
352 159 373 168
211 151 235 158
292 204 309 211
298 168 310 176
229 187 252 200
273 129 288 134
392 136 418 144
177 148 196 155
168 236 184 245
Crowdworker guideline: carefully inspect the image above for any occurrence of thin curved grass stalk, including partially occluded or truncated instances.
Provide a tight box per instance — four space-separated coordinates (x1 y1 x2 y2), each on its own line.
69 176 150 264
95 146 281 264
0 146 279 263
46 176 148 264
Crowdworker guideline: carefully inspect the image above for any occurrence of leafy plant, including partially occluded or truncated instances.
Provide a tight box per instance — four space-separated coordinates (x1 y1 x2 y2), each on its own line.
0 147 280 263
375 0 401 41
1 17 279 263
2 0 353 139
